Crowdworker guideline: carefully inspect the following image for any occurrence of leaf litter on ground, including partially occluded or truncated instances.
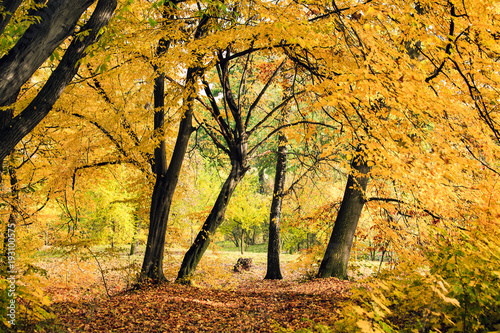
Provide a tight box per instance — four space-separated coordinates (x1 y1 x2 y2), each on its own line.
36 251 355 332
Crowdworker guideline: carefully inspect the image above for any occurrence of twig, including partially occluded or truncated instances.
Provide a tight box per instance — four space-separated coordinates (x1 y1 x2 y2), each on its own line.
85 246 111 298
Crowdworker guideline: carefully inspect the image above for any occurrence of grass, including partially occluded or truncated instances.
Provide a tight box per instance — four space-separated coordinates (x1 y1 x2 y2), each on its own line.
213 241 269 253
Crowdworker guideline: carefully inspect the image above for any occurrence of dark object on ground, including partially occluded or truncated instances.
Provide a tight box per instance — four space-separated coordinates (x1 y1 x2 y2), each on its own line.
234 258 253 272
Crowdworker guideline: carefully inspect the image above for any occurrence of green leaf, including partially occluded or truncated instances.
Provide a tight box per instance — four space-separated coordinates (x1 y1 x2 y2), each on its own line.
148 18 157 28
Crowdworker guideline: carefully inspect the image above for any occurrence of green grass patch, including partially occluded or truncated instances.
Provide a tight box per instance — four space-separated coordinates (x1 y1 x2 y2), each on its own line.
214 241 268 253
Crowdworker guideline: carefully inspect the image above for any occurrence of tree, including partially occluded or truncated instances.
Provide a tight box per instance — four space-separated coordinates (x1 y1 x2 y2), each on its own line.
0 0 118 164
0 0 117 276
264 131 287 280
176 52 294 282
140 2 211 281
317 148 371 279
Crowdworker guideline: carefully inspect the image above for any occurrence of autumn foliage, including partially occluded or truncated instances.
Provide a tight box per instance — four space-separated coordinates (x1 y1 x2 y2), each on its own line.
1 0 500 332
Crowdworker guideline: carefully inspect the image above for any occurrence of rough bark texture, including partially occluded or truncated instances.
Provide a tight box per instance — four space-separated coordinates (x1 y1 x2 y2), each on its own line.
139 36 172 281
0 0 96 106
0 0 117 162
317 154 371 280
264 133 287 280
140 12 209 281
140 71 196 280
176 160 247 283
0 89 18 182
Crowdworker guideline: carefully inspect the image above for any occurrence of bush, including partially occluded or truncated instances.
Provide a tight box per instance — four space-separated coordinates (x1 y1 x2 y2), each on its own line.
334 224 500 332
0 269 54 331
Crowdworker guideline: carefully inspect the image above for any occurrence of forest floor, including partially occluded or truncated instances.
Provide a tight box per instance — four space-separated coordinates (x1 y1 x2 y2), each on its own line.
31 247 369 332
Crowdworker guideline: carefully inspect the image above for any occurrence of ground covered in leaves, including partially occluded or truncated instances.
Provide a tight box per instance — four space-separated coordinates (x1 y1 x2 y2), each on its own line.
53 278 352 332
34 249 359 332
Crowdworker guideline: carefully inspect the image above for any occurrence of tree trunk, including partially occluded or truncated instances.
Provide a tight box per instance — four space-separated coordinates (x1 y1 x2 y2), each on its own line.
0 0 96 106
110 220 115 249
176 160 247 283
0 0 117 162
139 10 209 282
317 153 371 280
264 132 287 280
139 69 196 281
230 226 240 248
0 89 18 183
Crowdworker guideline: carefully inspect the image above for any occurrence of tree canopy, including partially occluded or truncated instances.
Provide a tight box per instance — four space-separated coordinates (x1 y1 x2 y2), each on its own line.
1 0 500 331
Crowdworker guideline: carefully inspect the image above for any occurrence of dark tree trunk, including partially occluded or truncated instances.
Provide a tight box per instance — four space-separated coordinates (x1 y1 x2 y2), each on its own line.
0 89 19 182
0 0 96 106
230 226 240 248
1 89 19 276
110 220 115 249
240 228 244 255
176 160 247 283
0 0 117 162
140 69 196 281
174 49 284 283
140 12 209 281
317 153 372 280
264 132 287 280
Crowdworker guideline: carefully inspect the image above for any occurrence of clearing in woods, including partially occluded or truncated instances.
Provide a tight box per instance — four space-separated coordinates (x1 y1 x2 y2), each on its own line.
34 246 359 332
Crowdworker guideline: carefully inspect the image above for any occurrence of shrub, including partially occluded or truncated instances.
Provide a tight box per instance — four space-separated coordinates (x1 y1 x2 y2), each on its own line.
334 223 500 332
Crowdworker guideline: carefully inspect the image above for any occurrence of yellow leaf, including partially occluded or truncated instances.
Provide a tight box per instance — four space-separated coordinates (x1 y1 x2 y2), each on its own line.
371 293 392 315
357 319 375 332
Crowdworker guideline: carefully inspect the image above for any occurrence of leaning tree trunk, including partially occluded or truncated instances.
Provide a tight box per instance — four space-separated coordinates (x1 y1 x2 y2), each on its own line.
140 67 197 281
317 153 372 280
176 160 247 283
264 132 287 280
140 12 209 281
0 0 96 106
0 0 117 162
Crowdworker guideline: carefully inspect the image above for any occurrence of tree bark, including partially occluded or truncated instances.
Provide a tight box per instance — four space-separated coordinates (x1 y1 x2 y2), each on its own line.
140 12 209 281
317 152 371 280
264 132 287 280
140 68 197 281
176 159 247 283
174 49 285 282
0 0 96 106
240 228 244 255
0 0 117 162
0 89 19 183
